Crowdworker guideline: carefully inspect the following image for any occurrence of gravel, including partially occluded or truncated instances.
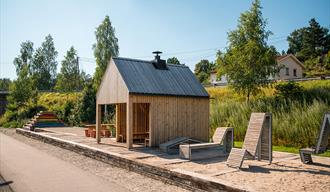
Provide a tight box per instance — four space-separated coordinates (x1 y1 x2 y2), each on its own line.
0 128 189 192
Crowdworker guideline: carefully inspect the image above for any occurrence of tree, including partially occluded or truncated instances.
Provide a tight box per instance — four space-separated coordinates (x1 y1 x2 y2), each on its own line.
93 15 119 90
31 35 58 90
219 0 278 101
287 18 330 61
287 28 307 56
13 41 34 75
55 46 82 92
7 65 34 108
76 82 97 123
0 78 11 91
194 59 214 83
167 57 181 65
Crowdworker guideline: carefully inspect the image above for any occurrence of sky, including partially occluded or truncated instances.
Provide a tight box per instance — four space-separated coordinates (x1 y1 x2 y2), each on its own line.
1 0 329 80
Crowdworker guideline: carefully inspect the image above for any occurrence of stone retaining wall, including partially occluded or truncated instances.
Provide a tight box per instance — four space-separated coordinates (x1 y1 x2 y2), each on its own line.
16 128 246 192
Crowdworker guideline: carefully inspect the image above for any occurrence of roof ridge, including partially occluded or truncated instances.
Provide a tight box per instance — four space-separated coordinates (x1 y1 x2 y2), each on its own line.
167 63 188 68
114 57 189 68
113 57 152 63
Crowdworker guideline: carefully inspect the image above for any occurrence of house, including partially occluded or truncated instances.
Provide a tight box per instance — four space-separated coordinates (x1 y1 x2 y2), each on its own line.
210 54 304 86
273 54 304 80
96 52 210 149
209 72 228 86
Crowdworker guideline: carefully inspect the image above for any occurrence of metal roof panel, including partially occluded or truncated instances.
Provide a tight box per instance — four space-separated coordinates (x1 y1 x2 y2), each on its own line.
113 57 209 98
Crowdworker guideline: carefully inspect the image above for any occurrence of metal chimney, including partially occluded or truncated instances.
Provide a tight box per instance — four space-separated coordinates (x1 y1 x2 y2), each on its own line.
152 51 167 70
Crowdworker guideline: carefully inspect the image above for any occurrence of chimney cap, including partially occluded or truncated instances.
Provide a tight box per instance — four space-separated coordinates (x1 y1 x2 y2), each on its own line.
152 51 162 55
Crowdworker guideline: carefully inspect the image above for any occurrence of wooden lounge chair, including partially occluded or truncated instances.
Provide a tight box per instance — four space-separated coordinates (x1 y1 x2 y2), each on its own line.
299 112 330 164
159 137 201 154
226 113 272 169
179 127 234 160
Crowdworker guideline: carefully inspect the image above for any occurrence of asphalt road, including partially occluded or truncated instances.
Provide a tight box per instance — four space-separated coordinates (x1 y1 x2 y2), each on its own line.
0 133 129 192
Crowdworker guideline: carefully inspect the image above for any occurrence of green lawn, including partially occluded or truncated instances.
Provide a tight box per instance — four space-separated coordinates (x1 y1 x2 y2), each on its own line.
234 141 330 157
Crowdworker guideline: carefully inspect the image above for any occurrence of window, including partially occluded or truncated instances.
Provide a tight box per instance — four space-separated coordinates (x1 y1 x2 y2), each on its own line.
293 69 297 77
285 67 289 76
216 76 222 81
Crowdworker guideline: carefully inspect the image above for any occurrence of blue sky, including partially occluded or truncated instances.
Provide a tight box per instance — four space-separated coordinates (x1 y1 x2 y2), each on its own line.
1 0 329 80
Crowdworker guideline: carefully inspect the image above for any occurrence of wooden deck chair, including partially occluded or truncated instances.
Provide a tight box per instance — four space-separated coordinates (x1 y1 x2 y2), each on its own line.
226 113 272 169
299 112 330 164
179 127 234 160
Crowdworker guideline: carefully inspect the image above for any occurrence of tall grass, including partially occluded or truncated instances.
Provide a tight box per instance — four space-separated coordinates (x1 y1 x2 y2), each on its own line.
210 99 329 147
209 80 330 147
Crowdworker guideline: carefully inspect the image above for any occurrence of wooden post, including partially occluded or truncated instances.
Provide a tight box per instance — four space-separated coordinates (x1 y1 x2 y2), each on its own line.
96 104 101 143
116 104 120 142
126 97 133 149
268 113 272 164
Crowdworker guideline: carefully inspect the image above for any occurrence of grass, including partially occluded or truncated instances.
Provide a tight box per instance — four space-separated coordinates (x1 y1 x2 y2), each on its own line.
208 80 330 148
234 141 330 157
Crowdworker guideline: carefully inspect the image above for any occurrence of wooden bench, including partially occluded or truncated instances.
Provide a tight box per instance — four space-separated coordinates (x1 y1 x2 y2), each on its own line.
118 132 149 143
133 132 148 142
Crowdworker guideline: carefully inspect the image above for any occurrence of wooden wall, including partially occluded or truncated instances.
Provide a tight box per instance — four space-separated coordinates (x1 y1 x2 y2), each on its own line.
116 103 149 142
130 95 209 147
97 58 128 105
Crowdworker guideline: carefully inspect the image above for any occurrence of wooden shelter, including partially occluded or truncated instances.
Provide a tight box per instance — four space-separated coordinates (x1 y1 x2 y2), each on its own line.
96 53 210 149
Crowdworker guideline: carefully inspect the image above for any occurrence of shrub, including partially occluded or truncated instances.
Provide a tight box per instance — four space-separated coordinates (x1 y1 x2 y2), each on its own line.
274 81 303 101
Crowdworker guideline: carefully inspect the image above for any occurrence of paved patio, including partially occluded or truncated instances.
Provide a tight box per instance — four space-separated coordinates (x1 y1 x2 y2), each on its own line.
35 127 330 192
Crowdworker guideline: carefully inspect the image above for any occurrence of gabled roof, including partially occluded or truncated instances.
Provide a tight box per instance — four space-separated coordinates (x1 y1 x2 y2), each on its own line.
276 54 305 69
112 57 209 98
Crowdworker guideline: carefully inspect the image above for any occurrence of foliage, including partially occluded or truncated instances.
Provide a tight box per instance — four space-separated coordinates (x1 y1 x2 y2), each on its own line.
303 51 330 77
194 59 214 83
13 40 34 75
74 82 97 124
0 78 11 91
287 18 330 61
7 65 36 109
38 92 81 121
287 18 330 77
208 80 330 147
93 15 119 90
219 0 278 101
274 81 303 101
55 46 86 92
31 34 58 90
0 104 46 128
167 57 181 65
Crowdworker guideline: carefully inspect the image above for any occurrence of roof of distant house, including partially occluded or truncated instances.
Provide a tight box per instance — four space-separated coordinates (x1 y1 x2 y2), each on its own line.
276 54 305 69
112 57 209 98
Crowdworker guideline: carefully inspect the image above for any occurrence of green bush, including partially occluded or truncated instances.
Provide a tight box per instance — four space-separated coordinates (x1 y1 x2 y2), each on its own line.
0 103 46 128
274 81 303 101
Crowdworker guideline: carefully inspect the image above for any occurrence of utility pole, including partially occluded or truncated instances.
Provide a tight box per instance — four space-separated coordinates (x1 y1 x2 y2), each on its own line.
76 56 79 91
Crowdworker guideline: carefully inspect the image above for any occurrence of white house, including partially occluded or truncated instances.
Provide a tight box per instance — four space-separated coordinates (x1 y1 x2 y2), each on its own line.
274 54 304 80
210 54 304 86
